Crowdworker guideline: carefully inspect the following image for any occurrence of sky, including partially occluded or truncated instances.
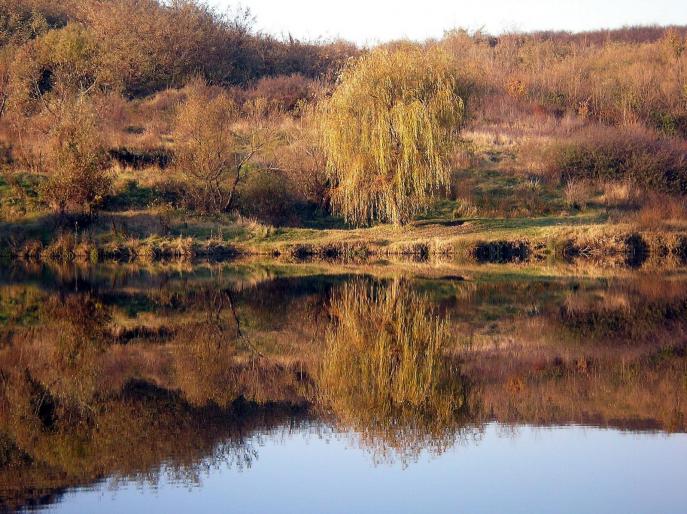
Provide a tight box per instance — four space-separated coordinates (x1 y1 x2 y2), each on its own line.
209 0 687 45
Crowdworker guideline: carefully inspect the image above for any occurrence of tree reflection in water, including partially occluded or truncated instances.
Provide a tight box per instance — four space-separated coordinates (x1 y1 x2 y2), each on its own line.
1 265 687 510
319 278 479 465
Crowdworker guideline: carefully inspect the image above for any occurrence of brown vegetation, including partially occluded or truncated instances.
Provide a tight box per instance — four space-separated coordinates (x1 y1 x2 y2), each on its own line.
1 0 687 262
40 97 112 215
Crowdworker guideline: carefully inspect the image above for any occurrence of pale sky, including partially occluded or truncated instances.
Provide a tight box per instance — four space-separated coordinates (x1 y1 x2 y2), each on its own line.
209 0 687 44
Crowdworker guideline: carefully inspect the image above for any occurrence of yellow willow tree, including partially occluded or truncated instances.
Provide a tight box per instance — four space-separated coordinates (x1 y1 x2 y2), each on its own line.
319 45 465 225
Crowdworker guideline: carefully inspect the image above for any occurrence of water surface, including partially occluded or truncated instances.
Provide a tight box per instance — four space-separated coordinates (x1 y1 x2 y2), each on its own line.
1 263 685 513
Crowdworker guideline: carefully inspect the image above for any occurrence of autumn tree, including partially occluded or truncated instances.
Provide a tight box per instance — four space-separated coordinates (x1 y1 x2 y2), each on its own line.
173 80 271 213
77 0 254 96
319 45 465 225
6 23 100 116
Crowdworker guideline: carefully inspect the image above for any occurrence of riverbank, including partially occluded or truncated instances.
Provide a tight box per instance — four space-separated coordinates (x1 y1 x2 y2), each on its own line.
3 211 687 270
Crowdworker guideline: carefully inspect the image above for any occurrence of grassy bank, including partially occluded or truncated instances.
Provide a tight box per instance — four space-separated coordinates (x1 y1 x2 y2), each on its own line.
3 209 687 270
2 8 686 269
3 134 687 268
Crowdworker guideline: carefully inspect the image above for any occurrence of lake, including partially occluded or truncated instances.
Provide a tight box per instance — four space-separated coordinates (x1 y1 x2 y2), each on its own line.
1 262 686 513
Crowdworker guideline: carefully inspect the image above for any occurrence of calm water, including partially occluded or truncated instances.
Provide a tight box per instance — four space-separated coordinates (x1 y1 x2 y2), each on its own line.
1 263 686 513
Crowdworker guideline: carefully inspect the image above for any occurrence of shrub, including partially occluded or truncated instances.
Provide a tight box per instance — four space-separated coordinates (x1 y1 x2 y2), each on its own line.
320 45 465 225
237 170 296 226
543 126 687 194
40 97 111 215
631 193 687 229
0 1 68 48
6 23 100 114
241 74 319 113
267 110 329 208
172 80 272 213
563 179 594 210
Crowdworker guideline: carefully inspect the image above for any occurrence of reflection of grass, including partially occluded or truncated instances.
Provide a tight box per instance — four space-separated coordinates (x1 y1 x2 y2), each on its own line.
0 287 42 327
319 278 473 462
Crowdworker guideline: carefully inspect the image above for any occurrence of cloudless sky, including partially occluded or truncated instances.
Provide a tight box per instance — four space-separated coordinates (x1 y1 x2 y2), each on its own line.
209 0 687 44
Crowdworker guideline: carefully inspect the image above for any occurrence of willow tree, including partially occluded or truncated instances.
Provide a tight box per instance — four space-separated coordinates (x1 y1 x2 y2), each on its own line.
319 45 464 225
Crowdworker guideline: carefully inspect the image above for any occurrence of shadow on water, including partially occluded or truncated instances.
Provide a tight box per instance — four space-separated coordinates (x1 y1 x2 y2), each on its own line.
1 264 687 510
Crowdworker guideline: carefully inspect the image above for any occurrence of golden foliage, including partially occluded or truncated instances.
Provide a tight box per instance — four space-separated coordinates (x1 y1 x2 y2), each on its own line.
319 46 465 225
173 80 271 213
663 28 686 60
41 96 111 214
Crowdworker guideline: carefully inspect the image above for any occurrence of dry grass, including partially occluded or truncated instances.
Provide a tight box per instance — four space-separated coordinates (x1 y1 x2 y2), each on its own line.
631 194 687 229
563 179 594 210
599 181 641 208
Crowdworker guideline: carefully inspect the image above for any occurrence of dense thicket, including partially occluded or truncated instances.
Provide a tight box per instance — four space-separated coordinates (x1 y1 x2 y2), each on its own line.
1 0 357 100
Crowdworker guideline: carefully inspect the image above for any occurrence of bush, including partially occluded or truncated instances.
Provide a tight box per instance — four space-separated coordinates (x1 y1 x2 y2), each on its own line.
240 74 319 113
6 23 100 115
631 193 687 228
237 170 297 226
266 111 329 208
543 126 687 194
173 81 253 213
563 179 594 210
40 98 112 215
0 1 69 48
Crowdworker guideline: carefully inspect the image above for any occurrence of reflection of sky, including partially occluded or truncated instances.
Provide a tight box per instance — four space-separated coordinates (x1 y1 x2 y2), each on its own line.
208 0 687 45
46 423 687 514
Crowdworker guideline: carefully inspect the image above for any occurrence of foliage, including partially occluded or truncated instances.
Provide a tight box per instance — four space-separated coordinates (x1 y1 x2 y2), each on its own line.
267 107 329 207
6 23 100 115
440 27 687 133
71 0 356 97
173 80 272 213
320 45 465 225
0 0 68 48
237 170 296 226
40 97 111 215
542 125 687 194
239 73 319 113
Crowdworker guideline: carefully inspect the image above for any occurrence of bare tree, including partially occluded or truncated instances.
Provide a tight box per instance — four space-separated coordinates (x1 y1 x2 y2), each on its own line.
173 80 274 213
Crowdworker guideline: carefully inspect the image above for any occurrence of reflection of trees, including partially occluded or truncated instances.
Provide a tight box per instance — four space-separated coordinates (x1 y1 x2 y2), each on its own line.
3 272 687 509
554 280 687 343
169 286 315 407
0 378 311 513
1 292 113 428
319 279 478 464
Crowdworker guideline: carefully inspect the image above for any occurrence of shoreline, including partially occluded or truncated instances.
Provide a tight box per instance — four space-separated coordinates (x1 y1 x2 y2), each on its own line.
3 221 686 270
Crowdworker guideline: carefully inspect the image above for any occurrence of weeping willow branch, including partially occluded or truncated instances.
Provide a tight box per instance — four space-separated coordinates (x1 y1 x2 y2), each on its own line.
319 45 465 226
